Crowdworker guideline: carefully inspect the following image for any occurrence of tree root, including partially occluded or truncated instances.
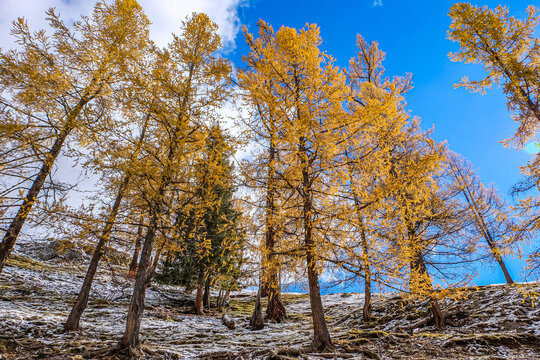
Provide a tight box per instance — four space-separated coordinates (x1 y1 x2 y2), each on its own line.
83 343 142 360
342 345 381 360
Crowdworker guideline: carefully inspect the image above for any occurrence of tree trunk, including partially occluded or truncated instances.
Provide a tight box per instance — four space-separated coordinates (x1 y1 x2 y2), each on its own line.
266 219 286 321
430 298 445 329
259 269 269 298
195 273 205 315
411 252 445 329
363 278 372 322
64 175 131 331
360 229 372 321
249 289 264 330
128 214 145 278
344 149 373 321
118 207 158 354
357 215 372 321
265 193 286 321
203 281 210 309
449 160 514 284
267 286 287 323
217 288 223 312
300 136 333 352
462 185 514 284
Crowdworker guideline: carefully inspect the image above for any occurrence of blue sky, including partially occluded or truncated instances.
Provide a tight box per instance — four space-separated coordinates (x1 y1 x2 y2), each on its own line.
230 0 537 287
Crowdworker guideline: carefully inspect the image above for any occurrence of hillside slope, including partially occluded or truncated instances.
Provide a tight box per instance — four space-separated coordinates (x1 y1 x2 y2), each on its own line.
0 248 539 359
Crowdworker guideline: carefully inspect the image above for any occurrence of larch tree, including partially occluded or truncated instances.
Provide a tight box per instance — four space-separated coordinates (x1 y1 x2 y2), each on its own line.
446 151 519 284
332 34 414 321
238 20 289 323
0 0 150 275
379 124 448 328
242 21 349 350
115 13 231 356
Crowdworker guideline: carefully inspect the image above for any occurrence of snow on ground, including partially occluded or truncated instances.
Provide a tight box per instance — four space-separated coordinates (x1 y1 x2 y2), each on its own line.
0 248 539 359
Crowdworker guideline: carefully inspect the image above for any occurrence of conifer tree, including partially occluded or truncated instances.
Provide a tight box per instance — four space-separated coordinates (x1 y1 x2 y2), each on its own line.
239 20 289 322
116 13 231 355
447 151 518 284
158 125 245 315
242 21 350 351
336 34 413 321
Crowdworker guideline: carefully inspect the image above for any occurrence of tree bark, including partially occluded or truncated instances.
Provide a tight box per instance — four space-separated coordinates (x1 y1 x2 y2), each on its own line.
249 289 264 330
267 286 287 323
195 273 205 315
0 97 90 275
300 136 333 352
217 288 223 312
119 207 158 353
64 175 131 331
430 298 445 329
356 211 372 321
128 214 145 278
259 269 269 298
264 128 286 322
411 252 445 329
203 281 211 309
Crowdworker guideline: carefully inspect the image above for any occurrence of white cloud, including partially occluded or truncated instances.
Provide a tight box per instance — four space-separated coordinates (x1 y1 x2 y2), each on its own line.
373 0 383 7
0 0 246 51
139 0 245 50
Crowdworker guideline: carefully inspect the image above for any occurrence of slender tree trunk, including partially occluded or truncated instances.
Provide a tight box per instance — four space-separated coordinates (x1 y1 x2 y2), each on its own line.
360 227 372 322
344 149 373 321
195 273 205 315
149 244 163 277
463 185 513 284
65 112 150 331
354 201 372 321
300 137 333 351
64 175 131 331
411 252 445 329
449 160 513 284
203 281 210 309
217 288 223 312
265 132 286 322
128 214 145 278
0 98 90 275
117 59 194 355
119 207 158 354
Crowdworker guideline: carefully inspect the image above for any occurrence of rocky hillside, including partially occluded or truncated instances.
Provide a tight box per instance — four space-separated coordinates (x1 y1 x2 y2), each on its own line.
0 244 539 359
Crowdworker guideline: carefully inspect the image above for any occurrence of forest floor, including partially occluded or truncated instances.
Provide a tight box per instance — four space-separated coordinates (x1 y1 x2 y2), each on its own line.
0 241 539 359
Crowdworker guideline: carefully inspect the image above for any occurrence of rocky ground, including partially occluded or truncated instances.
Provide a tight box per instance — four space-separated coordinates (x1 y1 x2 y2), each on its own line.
0 242 539 359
